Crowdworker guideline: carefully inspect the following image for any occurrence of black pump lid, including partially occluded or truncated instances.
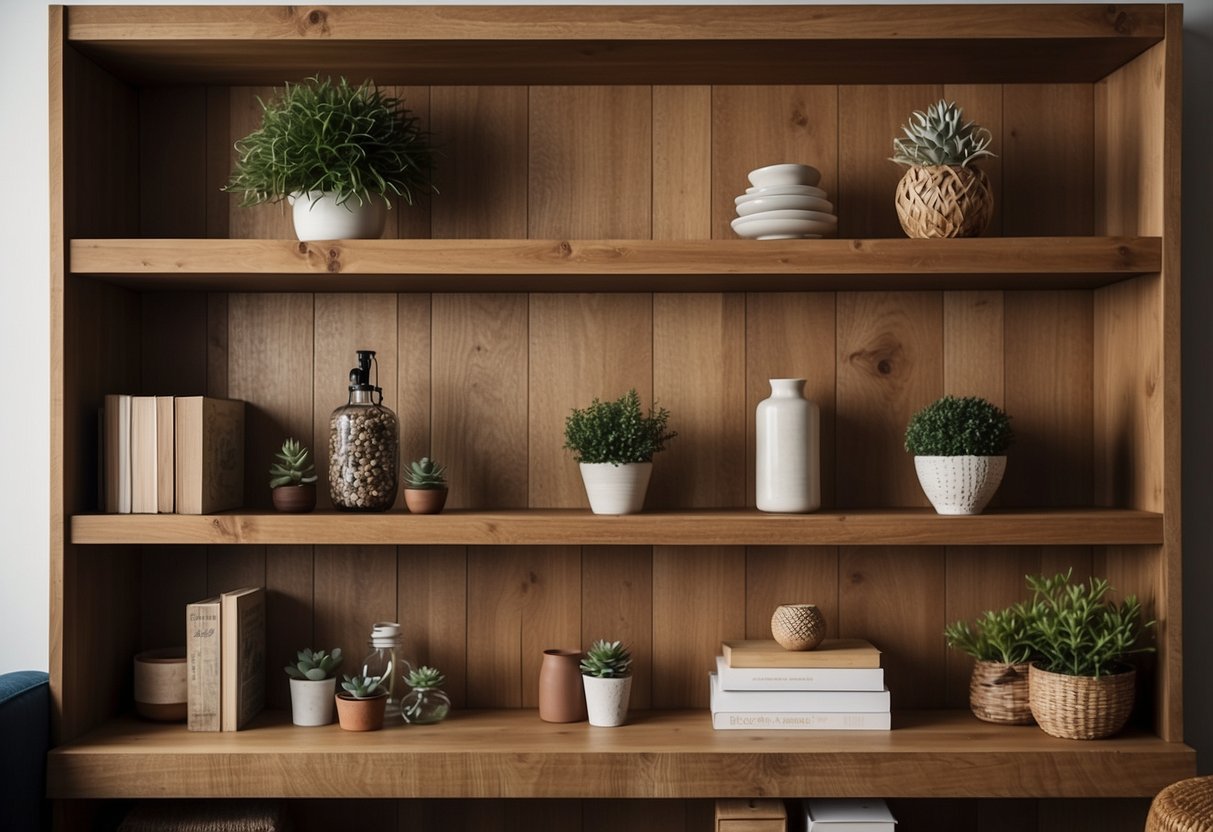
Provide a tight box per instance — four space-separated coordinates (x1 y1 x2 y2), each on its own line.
349 350 381 397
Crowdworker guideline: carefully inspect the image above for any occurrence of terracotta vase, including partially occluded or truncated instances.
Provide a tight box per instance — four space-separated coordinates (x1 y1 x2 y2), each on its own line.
133 648 188 722
272 483 316 513
405 487 448 514
336 692 388 731
538 649 586 723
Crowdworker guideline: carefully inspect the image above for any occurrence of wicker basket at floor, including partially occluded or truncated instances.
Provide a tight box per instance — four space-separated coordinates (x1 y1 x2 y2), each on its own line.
1028 662 1135 740
969 660 1033 724
1147 776 1213 832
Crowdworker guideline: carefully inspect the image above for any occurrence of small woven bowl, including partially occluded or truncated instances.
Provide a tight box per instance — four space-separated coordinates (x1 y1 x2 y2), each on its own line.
771 604 826 651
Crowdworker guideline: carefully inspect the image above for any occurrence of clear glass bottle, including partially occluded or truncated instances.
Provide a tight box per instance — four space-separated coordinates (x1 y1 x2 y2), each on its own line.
360 622 412 721
401 669 451 725
329 350 399 511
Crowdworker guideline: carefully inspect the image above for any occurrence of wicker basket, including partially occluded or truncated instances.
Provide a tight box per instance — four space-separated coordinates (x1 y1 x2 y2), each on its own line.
969 660 1033 725
895 164 993 238
1028 662 1136 740
1147 776 1213 832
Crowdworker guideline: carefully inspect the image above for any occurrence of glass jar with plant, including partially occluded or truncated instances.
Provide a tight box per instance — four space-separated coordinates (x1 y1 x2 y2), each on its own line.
401 666 451 725
905 395 1013 515
944 605 1034 725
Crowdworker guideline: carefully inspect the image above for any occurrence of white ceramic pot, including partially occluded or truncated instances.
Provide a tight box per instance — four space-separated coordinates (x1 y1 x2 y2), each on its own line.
288 190 387 241
289 677 337 726
578 462 652 515
583 675 633 727
756 379 821 513
914 455 1007 515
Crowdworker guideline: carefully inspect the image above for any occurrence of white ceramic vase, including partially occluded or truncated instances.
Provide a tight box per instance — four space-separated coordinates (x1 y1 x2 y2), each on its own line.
578 462 652 515
289 677 337 726
289 190 387 241
583 675 633 727
756 378 821 513
914 455 1007 515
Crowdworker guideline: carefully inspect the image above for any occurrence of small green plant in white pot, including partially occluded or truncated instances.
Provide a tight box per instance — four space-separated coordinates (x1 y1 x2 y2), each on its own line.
284 647 342 726
580 640 633 727
564 390 675 515
905 395 1013 515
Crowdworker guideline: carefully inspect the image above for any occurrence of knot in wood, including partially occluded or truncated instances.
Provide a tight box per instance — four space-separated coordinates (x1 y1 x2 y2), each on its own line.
557 241 573 258
326 249 341 273
790 109 809 128
877 359 893 375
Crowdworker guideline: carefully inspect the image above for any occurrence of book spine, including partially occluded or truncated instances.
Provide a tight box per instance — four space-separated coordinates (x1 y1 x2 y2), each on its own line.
712 711 891 731
716 662 885 692
157 396 175 513
186 599 221 731
222 587 266 731
710 675 889 712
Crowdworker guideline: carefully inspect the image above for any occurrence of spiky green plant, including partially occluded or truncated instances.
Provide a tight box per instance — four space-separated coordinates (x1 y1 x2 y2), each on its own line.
944 606 1034 665
564 389 676 465
405 457 447 489
580 640 633 678
269 438 318 489
905 396 1013 456
405 666 446 690
340 673 387 699
284 647 343 681
891 100 995 168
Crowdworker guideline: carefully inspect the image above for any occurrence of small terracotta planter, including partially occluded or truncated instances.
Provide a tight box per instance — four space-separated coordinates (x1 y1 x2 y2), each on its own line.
272 484 316 513
404 487 448 515
538 649 586 723
336 692 388 731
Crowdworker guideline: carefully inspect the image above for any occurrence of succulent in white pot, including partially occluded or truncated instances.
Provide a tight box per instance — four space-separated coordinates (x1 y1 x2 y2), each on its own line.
905 395 1013 515
581 640 634 727
284 647 343 727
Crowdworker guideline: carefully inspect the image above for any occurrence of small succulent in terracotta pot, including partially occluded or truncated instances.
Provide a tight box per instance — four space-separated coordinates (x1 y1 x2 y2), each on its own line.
270 438 318 513
404 457 448 514
336 672 389 731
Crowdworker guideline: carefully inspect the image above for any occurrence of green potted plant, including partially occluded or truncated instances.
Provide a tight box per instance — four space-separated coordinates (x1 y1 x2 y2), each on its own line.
1025 571 1155 740
336 672 390 731
945 606 1034 725
890 99 996 238
905 395 1013 515
284 647 343 726
563 389 676 515
225 75 435 242
269 438 318 513
401 666 451 725
580 640 633 727
403 457 448 515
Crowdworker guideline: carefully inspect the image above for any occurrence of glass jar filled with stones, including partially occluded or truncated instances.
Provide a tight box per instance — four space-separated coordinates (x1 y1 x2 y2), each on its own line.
329 350 399 511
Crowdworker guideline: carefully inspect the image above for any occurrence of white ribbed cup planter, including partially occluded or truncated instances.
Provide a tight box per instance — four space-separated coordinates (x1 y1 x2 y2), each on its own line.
756 378 821 513
578 462 652 515
289 190 387 241
289 677 337 726
583 675 632 727
914 455 1006 515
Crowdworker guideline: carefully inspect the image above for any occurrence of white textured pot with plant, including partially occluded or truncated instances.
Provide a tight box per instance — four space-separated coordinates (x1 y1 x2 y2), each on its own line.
225 76 435 242
905 395 1013 515
564 389 676 515
284 647 343 727
581 640 634 727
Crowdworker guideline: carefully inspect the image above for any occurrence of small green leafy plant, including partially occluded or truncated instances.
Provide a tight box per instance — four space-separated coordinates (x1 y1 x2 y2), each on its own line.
269 438 318 489
405 666 445 690
340 673 387 699
564 390 676 465
284 647 343 681
891 100 996 168
225 75 435 208
944 606 1034 665
405 458 447 490
580 640 633 678
905 395 1013 456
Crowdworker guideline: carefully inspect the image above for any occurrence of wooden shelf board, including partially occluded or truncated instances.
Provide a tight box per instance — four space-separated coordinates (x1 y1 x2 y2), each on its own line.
47 709 1195 799
69 237 1162 293
69 508 1164 547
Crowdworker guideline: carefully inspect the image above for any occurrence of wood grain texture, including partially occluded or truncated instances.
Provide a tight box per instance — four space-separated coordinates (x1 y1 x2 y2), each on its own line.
265 545 313 711
836 292 942 507
206 293 229 397
431 294 528 509
944 291 1004 405
745 547 839 641
711 85 838 240
431 86 528 239
529 86 652 239
227 87 293 239
396 294 432 470
654 86 711 240
651 547 745 708
745 293 836 507
391 85 428 241
651 294 746 508
528 294 653 508
139 86 207 237
314 546 398 685
398 545 468 708
204 86 231 238
206 545 265 595
582 546 653 709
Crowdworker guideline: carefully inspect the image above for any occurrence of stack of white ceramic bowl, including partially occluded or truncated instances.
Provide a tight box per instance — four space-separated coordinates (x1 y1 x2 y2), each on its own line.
731 164 837 240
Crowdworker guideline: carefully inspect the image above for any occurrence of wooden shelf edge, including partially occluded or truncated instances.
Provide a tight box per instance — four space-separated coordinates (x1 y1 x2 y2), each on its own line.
68 508 1165 547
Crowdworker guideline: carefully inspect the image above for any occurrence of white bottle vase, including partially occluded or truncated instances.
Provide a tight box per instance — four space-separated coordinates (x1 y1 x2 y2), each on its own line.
756 378 820 513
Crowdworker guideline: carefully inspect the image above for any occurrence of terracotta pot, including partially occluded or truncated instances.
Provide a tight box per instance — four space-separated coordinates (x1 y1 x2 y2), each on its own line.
133 648 188 722
272 483 316 513
770 604 827 651
538 649 586 723
405 487 448 514
336 692 388 731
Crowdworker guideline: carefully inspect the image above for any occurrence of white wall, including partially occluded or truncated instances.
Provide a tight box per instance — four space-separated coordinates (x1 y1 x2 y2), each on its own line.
2 0 1210 769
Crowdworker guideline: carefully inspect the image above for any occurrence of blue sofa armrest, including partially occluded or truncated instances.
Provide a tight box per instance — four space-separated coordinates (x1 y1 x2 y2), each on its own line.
0 671 50 832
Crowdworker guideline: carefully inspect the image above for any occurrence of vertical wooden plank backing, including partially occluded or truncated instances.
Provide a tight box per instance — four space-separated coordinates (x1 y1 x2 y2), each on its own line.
837 85 941 239
651 294 746 508
942 84 1004 237
207 293 229 398
227 293 314 509
313 294 399 511
745 293 836 507
265 545 314 711
836 292 942 507
745 547 839 641
390 85 428 241
711 86 838 240
431 294 528 509
139 87 207 237
1095 543 1163 732
398 545 468 709
431 86 528 239
528 86 652 239
141 293 209 395
1038 799 1150 832
398 799 504 832
140 547 206 649
528 294 653 508
582 546 653 710
206 546 265 595
227 87 294 239
1002 291 1093 507
944 291 1004 406
652 547 745 708
653 86 711 240
585 801 686 832
313 546 397 680
1001 85 1094 236
1095 41 1165 233
518 547 581 709
298 800 397 832
205 87 231 239
397 295 432 471
839 547 946 709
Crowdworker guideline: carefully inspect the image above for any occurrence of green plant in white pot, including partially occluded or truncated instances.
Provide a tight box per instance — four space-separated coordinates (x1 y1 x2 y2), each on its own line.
580 640 633 727
284 647 342 726
225 76 435 242
905 395 1013 515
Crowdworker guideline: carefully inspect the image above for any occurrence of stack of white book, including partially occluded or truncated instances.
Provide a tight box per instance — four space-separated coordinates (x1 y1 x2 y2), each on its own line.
805 798 897 831
709 638 890 730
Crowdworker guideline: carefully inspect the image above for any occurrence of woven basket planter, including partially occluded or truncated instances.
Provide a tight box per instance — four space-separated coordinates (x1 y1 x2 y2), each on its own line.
895 164 993 238
969 660 1033 725
1028 662 1136 740
1147 775 1213 832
